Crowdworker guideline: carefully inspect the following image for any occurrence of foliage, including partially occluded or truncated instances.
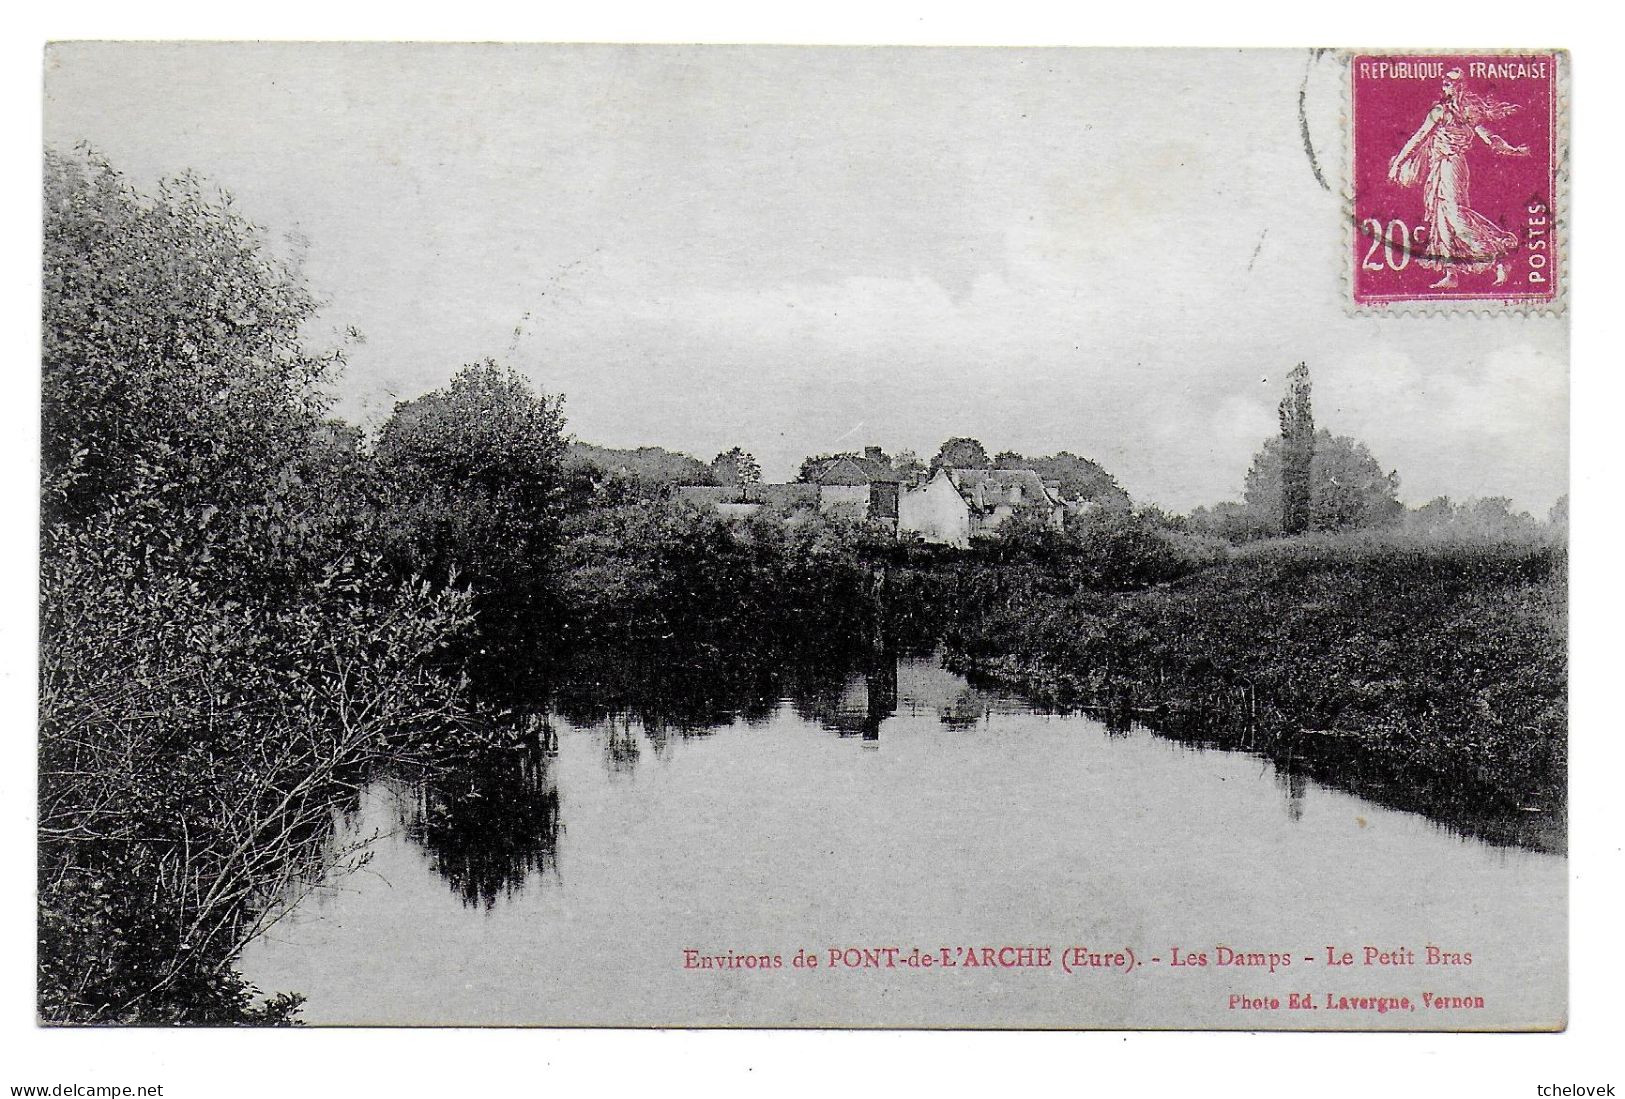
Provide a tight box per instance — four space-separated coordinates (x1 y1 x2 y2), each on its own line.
891 448 928 482
1187 500 1280 543
566 441 717 489
553 501 879 661
42 149 355 599
993 450 1131 506
968 503 1221 587
39 149 481 1023
39 145 1571 1021
790 442 1131 503
709 446 762 486
1276 362 1316 535
930 436 991 472
1242 429 1402 534
1548 493 1569 530
1406 494 1542 538
39 535 478 1022
981 504 1072 560
794 451 859 482
374 360 568 634
936 527 1566 842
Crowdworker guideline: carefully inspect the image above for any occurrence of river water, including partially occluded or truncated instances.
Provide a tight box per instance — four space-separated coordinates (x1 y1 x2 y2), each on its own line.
238 654 1565 1028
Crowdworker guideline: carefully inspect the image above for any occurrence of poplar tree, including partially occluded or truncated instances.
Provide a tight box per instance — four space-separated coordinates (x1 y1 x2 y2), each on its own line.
1277 362 1315 535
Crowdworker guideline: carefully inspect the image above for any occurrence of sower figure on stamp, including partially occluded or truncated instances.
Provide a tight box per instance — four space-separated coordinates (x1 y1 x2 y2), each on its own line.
1387 68 1530 288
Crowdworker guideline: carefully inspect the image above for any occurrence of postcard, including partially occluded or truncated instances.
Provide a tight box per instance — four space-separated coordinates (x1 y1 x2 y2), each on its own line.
39 43 1567 1029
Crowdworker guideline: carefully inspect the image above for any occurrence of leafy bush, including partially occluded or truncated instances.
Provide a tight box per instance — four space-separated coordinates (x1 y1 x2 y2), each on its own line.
976 505 1223 588
39 149 482 1023
43 151 349 595
554 501 879 661
39 535 478 1022
373 360 570 642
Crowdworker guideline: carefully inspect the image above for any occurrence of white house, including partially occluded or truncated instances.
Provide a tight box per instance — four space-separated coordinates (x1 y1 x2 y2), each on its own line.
897 469 973 546
897 468 1067 546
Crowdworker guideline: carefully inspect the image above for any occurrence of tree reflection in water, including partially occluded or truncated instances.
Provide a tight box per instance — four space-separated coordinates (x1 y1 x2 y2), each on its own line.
603 716 642 774
385 644 1554 914
393 719 562 910
790 657 896 741
550 647 912 774
1274 764 1309 823
559 648 1054 774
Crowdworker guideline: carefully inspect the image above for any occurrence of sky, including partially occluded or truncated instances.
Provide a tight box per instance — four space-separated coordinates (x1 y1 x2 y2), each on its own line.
43 43 1568 513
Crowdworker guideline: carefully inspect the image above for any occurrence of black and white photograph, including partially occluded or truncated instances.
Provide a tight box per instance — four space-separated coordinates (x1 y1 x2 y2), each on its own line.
32 41 1573 1033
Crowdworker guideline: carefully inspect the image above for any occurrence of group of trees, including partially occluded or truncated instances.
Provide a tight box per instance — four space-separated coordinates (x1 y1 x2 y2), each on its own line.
561 442 763 492
916 438 1130 504
1187 363 1404 541
564 435 1133 509
581 367 1542 549
566 442 716 488
792 451 877 482
372 360 569 639
38 151 921 1023
709 446 761 486
40 151 512 1022
1187 363 1559 544
554 500 880 661
1407 494 1552 536
1235 429 1404 532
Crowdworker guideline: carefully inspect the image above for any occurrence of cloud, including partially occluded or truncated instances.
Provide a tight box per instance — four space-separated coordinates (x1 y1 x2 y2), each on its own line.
48 43 1568 513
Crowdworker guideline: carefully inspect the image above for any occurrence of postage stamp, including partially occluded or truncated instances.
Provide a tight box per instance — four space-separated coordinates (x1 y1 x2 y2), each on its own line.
1350 53 1563 309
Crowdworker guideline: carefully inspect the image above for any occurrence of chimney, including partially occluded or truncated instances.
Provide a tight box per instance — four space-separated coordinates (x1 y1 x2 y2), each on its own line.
864 445 884 464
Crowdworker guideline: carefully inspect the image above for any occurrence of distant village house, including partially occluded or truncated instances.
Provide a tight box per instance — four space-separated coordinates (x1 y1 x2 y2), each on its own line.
676 445 1093 547
799 448 904 525
898 467 1068 547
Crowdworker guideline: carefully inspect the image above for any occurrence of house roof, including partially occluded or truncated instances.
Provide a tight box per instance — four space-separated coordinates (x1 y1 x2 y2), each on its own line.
947 468 1063 511
803 455 905 485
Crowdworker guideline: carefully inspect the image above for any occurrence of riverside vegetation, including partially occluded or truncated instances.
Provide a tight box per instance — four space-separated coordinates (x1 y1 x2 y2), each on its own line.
39 150 1567 1023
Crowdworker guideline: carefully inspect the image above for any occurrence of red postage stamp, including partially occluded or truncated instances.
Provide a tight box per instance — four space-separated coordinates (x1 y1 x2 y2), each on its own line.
1350 53 1562 308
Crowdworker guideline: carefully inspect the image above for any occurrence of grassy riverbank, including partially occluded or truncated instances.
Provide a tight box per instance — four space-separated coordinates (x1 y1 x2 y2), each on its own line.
929 528 1567 849
539 507 1569 850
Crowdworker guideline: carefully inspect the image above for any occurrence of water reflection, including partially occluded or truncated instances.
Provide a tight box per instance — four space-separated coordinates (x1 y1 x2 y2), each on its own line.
602 717 643 774
390 734 561 910
240 647 1565 1027
1276 765 1309 823
547 650 783 734
792 658 896 740
897 657 1037 730
385 649 1553 913
559 650 1038 755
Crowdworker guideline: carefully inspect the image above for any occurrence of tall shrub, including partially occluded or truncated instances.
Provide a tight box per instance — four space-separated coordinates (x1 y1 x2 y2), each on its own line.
40 150 478 1023
373 361 568 638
